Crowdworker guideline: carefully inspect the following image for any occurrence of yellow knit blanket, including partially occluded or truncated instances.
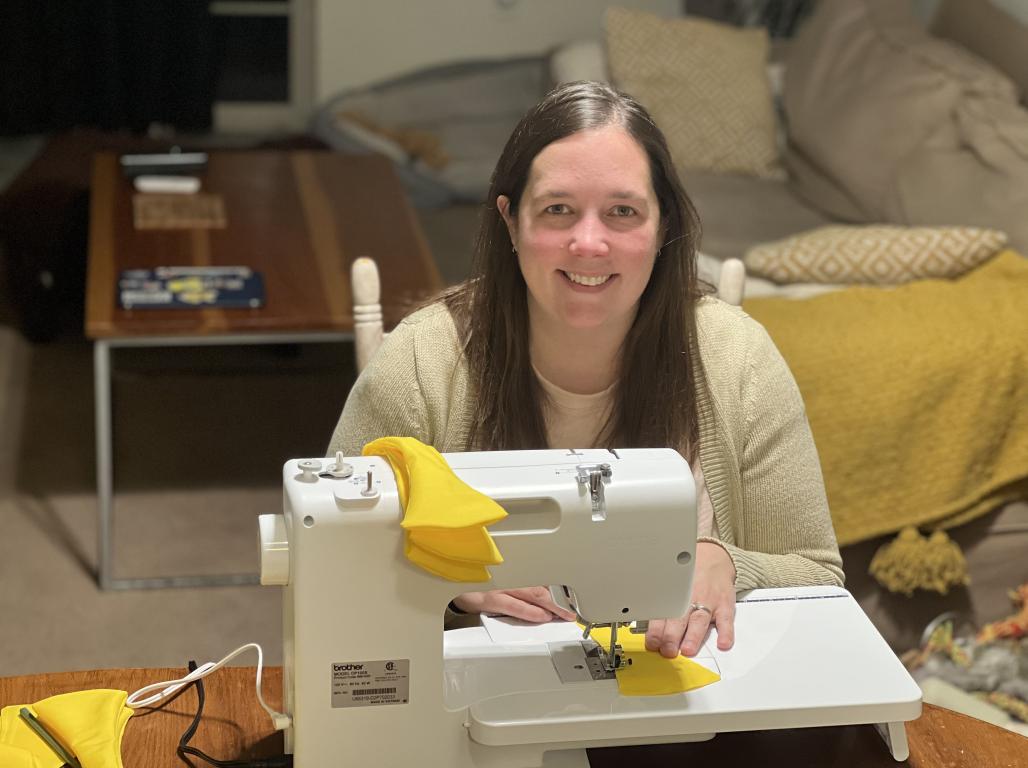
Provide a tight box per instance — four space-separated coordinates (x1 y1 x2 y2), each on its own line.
743 250 1028 547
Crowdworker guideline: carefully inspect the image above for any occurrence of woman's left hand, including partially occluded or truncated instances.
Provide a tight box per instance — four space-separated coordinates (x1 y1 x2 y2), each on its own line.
644 541 737 658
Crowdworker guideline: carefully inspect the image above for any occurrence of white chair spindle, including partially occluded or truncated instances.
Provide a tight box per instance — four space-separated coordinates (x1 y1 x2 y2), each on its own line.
351 256 384 373
717 258 746 307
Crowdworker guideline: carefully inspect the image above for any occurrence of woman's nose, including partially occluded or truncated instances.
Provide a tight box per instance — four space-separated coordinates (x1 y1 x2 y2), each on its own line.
567 214 609 256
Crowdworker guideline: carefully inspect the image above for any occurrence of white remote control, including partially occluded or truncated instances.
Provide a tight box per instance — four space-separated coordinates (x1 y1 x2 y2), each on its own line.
134 175 202 194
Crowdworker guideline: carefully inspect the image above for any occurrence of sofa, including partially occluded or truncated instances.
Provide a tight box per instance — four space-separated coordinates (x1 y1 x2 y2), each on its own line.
310 0 1028 653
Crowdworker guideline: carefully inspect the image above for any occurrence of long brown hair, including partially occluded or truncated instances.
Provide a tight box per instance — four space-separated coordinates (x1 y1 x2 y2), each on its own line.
445 81 706 456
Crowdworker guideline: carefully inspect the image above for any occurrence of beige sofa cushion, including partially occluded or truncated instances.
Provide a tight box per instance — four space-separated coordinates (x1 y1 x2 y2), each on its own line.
784 0 1017 223
933 0 1028 107
783 0 1028 253
744 225 1008 285
605 7 782 179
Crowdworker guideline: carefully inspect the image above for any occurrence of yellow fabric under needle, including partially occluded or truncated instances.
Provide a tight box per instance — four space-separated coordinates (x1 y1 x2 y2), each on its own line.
587 625 721 696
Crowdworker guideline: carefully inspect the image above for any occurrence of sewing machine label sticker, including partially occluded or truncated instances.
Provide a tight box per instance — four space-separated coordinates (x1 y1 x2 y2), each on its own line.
331 659 410 708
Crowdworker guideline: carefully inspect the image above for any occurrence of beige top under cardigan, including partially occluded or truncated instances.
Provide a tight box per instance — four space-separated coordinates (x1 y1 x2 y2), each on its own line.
329 298 844 592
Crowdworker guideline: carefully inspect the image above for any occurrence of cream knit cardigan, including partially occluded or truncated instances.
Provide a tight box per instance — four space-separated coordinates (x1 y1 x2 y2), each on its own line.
329 298 844 592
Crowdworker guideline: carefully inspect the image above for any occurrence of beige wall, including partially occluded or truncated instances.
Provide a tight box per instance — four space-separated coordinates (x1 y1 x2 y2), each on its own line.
313 0 679 101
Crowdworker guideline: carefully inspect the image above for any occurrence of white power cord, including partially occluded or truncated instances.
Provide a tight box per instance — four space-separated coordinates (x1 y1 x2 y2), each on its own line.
126 643 292 731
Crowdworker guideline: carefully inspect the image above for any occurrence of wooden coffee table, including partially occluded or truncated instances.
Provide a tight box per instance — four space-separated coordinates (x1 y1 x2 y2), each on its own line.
85 150 442 589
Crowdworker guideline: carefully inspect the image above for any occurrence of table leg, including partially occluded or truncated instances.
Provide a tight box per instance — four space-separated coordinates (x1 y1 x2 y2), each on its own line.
94 340 114 590
874 721 910 762
95 335 339 590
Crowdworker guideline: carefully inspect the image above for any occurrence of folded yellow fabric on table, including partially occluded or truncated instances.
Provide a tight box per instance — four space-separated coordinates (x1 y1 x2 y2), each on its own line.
0 689 133 768
0 744 43 768
587 625 721 696
363 436 508 582
743 250 1028 553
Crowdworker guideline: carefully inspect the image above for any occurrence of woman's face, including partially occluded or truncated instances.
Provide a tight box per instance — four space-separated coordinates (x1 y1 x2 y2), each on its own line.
499 124 661 335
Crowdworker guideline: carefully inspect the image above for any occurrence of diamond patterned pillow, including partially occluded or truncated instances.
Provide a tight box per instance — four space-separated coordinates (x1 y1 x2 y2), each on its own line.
605 7 782 179
744 226 1009 285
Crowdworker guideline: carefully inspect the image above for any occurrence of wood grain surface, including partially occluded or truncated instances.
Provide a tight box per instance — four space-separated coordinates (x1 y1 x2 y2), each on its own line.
85 151 442 339
1 667 284 766
904 703 1028 768
2 668 1025 767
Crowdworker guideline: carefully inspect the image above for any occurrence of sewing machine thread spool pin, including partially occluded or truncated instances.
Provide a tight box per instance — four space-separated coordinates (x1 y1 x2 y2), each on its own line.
322 451 354 479
360 469 379 498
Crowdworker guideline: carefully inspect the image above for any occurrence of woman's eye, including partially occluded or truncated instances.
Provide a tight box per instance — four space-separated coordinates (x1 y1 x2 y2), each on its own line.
611 205 636 217
544 204 570 215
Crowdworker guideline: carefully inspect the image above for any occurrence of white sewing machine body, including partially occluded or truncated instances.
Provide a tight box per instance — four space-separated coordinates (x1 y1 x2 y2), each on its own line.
259 448 921 767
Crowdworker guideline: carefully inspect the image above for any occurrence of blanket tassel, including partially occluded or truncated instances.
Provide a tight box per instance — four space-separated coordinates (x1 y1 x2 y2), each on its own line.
869 526 970 596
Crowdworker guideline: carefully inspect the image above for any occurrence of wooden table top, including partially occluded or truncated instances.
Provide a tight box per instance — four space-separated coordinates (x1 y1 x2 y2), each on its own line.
85 151 442 339
2 667 1025 767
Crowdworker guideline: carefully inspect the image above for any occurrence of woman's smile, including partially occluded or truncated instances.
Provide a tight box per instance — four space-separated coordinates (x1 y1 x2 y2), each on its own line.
561 269 616 288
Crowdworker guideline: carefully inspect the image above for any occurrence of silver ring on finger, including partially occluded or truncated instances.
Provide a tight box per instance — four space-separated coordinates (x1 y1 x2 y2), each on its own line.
690 602 713 616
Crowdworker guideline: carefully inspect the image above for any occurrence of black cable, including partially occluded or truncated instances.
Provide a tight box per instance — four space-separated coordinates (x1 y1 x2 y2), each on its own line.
177 660 292 768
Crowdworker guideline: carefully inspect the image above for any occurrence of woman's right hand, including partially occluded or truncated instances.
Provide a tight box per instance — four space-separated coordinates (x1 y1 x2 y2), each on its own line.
451 587 577 623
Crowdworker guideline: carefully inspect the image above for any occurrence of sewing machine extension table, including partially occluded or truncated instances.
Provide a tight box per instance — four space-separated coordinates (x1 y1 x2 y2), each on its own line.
0 667 1023 767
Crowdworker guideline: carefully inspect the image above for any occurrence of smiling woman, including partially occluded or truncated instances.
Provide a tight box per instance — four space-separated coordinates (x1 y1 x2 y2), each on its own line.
449 82 706 455
328 81 844 661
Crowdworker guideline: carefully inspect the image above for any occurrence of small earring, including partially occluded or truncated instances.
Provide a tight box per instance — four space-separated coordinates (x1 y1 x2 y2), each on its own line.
512 244 517 254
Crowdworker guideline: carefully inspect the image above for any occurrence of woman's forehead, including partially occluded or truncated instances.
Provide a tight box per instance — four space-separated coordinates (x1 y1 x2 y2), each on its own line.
525 126 655 198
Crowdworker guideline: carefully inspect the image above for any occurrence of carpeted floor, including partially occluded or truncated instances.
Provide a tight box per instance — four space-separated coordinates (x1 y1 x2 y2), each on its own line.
0 320 353 675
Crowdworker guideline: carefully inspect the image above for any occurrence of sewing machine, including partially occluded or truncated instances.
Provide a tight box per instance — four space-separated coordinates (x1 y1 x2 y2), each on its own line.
258 448 921 767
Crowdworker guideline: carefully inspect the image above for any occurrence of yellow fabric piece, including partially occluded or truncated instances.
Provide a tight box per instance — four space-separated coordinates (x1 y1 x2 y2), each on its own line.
406 543 494 583
0 744 44 768
0 689 133 768
587 625 721 696
363 436 508 582
743 251 1028 552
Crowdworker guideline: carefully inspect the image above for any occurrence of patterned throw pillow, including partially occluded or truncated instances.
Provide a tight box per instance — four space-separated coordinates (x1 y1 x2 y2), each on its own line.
744 226 1008 284
605 7 782 179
